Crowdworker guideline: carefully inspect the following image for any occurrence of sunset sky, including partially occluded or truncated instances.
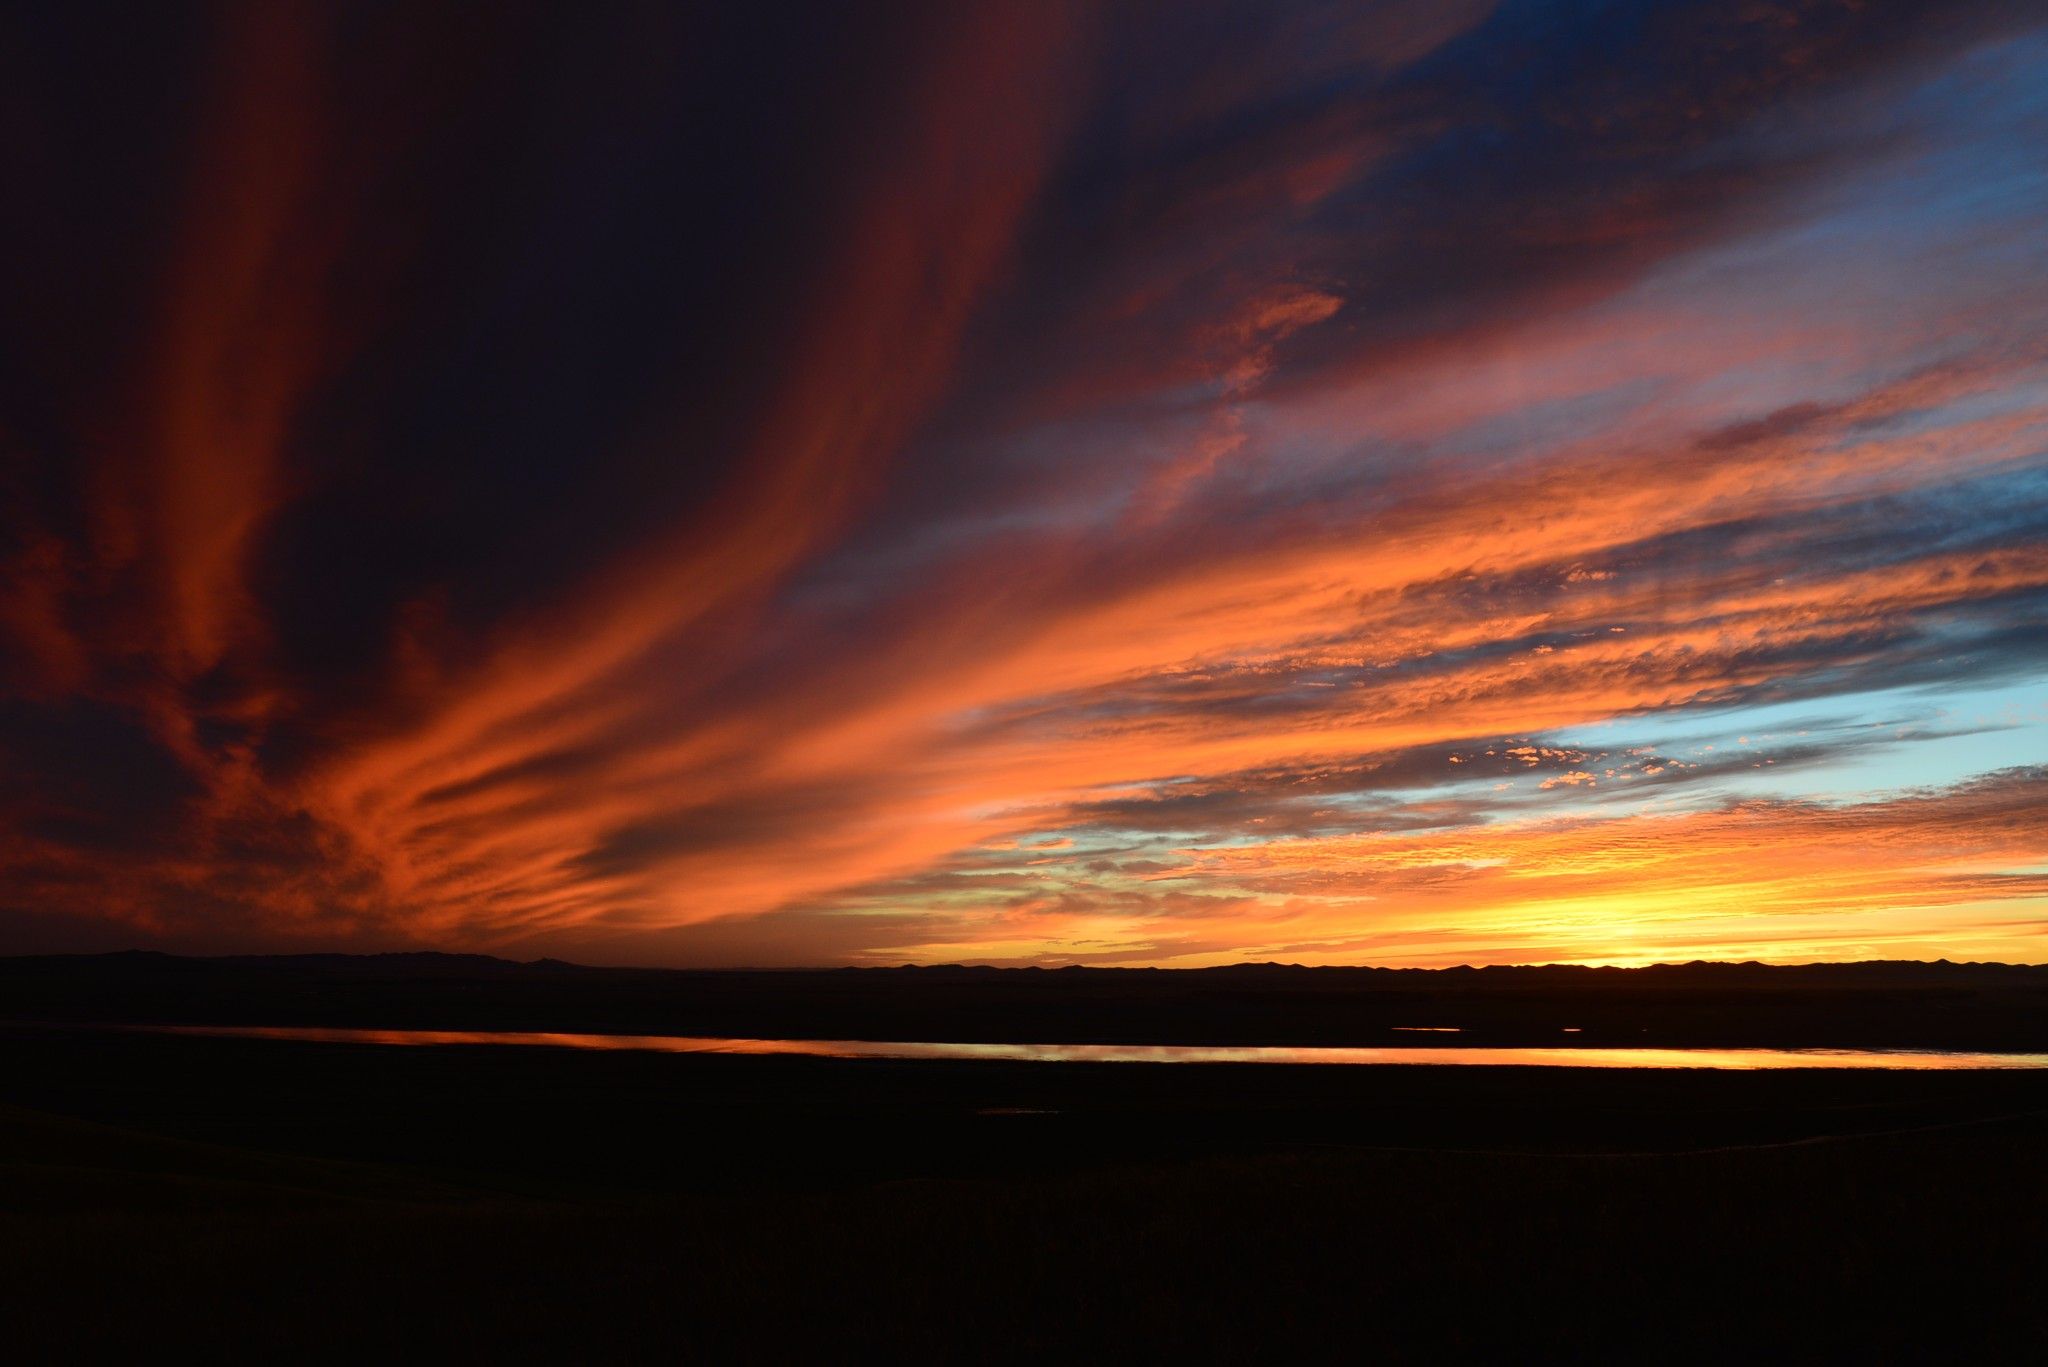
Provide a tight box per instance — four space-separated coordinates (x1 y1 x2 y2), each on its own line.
2 0 2045 967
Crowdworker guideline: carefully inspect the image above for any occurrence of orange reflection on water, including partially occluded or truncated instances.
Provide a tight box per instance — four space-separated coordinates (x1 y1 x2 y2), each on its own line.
143 1025 2048 1069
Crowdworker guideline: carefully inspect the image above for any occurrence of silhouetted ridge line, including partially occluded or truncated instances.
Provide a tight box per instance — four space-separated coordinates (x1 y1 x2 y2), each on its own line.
2 952 2046 1051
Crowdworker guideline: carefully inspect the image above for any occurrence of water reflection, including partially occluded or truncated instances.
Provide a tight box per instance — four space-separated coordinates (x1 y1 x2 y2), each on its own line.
142 1025 2048 1069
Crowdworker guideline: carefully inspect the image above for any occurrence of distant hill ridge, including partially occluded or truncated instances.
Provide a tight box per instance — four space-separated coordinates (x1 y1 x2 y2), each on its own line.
6 949 2043 979
4 946 2048 987
5 950 2045 1050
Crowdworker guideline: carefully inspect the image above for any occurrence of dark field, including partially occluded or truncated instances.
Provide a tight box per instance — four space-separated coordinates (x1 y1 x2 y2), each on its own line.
3 1027 2046 1363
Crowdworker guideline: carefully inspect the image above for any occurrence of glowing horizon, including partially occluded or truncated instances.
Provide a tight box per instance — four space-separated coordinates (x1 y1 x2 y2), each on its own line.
1 2 2044 967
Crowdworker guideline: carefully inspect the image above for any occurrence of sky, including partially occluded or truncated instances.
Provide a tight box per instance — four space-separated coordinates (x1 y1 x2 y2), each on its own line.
1 0 2045 967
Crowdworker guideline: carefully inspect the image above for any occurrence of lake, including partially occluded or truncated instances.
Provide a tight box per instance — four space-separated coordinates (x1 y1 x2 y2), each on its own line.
141 1024 2048 1069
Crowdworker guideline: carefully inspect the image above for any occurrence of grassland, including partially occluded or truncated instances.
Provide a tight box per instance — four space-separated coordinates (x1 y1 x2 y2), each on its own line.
3 1029 2044 1362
